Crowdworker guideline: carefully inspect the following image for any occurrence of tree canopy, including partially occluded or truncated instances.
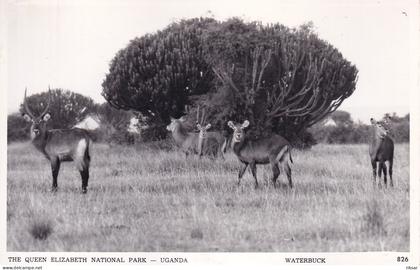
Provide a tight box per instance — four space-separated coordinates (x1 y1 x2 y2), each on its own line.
20 88 96 129
102 18 217 121
102 17 358 143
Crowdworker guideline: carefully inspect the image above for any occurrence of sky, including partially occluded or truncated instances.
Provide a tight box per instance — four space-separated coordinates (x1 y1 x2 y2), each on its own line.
5 0 417 123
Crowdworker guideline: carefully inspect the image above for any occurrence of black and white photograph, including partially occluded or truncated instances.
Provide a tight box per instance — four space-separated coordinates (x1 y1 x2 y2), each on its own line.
1 0 419 268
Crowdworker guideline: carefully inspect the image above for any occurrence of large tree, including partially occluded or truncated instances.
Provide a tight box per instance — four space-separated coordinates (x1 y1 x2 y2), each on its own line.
19 88 96 129
205 19 358 142
102 18 358 143
102 18 217 136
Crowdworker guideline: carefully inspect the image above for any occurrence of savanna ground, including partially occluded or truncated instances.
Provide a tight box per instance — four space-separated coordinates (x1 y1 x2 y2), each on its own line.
7 142 409 252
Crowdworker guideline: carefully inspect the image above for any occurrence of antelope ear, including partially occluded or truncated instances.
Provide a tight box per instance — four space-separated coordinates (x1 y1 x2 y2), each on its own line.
241 120 250 128
370 118 376 125
22 114 32 122
179 116 187 122
43 113 51 122
205 123 211 130
227 121 235 130
196 123 202 129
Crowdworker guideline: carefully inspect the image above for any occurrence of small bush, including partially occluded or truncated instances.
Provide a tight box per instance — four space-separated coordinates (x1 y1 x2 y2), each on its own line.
29 219 53 240
363 201 386 236
190 228 204 240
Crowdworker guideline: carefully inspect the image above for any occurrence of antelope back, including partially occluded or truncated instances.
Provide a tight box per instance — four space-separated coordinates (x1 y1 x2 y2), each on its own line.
227 120 291 162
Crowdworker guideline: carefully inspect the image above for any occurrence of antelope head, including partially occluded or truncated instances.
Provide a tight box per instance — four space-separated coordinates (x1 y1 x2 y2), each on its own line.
166 116 186 132
370 117 389 139
22 88 51 139
227 120 250 143
195 105 209 136
196 123 211 139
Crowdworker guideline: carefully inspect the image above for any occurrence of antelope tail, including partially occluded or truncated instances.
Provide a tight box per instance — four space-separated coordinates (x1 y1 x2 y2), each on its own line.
86 138 93 162
278 145 293 165
221 137 228 154
288 146 293 164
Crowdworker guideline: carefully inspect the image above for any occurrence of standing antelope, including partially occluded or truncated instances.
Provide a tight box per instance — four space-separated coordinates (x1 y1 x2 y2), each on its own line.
167 116 199 157
22 88 92 193
166 116 218 158
369 117 394 187
195 107 227 159
196 123 226 159
227 120 293 189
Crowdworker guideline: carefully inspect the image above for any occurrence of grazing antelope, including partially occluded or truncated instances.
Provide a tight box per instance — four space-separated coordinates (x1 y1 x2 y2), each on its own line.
369 117 394 187
22 88 92 193
195 107 227 159
227 120 293 189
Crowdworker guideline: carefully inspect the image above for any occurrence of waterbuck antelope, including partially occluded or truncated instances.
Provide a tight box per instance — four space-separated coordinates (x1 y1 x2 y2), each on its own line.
195 107 227 158
166 116 219 158
369 117 394 187
227 120 293 188
22 88 92 193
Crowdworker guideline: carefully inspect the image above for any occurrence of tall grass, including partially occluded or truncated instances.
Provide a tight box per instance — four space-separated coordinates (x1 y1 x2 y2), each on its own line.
7 142 409 251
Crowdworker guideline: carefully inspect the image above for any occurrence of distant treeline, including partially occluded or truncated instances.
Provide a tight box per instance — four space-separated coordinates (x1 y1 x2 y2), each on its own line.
9 90 409 146
8 88 139 145
308 111 409 144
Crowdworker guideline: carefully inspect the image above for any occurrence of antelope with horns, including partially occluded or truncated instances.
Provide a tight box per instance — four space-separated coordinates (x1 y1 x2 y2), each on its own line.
195 106 227 159
22 88 92 193
369 117 394 187
166 116 219 158
227 120 293 189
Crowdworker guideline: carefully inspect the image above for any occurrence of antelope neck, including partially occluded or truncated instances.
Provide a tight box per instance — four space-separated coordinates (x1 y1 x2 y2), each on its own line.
231 138 246 155
31 130 49 156
172 124 189 143
372 129 386 141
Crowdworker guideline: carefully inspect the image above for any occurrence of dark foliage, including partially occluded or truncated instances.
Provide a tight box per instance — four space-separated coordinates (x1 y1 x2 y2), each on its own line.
7 113 29 142
102 18 358 143
385 113 409 143
206 19 358 142
19 88 96 129
309 111 409 144
102 18 217 133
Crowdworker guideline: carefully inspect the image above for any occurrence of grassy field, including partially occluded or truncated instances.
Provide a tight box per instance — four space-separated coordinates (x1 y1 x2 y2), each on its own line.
7 142 409 252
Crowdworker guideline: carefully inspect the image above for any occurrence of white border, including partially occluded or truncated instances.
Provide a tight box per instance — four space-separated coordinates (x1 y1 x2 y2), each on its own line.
0 0 419 268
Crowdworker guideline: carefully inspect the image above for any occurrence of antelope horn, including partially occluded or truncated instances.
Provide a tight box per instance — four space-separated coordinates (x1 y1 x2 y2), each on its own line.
196 105 200 124
184 104 190 114
40 87 51 117
23 87 35 118
201 107 206 125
